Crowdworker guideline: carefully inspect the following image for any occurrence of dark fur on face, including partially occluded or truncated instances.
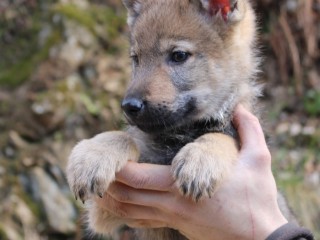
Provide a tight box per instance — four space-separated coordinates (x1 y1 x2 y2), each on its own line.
123 96 197 133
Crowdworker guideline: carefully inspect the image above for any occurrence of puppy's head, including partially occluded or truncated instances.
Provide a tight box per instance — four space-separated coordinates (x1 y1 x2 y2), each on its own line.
121 0 258 133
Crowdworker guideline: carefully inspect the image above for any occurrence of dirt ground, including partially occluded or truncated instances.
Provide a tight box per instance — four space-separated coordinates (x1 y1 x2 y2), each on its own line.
0 0 319 239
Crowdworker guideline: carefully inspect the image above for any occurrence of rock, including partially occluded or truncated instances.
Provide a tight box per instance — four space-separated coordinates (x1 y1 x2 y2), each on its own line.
286 0 298 13
276 122 290 134
3 145 15 159
302 125 316 136
54 20 96 69
305 172 320 189
59 0 89 9
12 196 41 240
0 195 41 240
289 123 302 136
8 131 29 149
32 167 76 234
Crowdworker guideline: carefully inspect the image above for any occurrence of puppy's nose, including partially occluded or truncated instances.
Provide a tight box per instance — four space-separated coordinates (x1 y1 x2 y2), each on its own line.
121 98 144 116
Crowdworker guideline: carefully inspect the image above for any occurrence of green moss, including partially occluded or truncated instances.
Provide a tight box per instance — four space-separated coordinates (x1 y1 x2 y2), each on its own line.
0 3 47 84
304 90 320 116
277 176 302 189
0 11 38 69
0 30 61 87
54 4 126 42
0 101 10 113
0 225 8 240
54 4 97 32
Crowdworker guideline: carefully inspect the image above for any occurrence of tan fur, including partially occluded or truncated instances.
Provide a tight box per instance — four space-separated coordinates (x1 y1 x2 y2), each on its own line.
67 131 140 203
172 133 238 200
146 68 177 104
66 1 294 239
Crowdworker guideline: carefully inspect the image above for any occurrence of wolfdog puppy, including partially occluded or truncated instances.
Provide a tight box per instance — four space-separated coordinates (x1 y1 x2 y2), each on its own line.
67 0 295 239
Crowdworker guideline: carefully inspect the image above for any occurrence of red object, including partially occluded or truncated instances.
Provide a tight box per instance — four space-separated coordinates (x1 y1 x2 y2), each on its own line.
209 0 231 21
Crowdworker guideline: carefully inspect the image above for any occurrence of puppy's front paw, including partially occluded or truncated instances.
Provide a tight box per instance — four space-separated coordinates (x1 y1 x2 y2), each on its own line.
67 131 139 203
172 133 237 202
172 143 218 201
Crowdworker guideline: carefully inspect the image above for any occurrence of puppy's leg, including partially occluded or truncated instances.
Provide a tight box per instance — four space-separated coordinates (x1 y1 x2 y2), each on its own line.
67 131 139 235
87 201 136 239
67 131 139 202
172 133 238 201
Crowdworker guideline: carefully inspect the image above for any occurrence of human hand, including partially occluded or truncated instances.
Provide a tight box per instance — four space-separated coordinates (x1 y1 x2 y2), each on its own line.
95 105 288 240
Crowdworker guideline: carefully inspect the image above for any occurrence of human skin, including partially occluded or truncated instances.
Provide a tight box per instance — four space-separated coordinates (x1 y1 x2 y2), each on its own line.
95 105 288 240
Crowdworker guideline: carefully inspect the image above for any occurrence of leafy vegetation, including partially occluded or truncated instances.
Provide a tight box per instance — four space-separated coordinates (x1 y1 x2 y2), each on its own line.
304 90 320 116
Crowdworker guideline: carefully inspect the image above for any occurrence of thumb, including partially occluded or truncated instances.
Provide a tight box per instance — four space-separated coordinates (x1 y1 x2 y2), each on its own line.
233 105 271 168
115 162 174 191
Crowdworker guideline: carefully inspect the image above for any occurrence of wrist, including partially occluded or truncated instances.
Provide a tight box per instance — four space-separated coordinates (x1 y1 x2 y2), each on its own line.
256 211 288 240
266 223 315 240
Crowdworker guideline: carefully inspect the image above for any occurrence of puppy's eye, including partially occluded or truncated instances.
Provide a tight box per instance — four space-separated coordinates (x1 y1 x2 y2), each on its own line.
130 55 139 65
170 51 190 63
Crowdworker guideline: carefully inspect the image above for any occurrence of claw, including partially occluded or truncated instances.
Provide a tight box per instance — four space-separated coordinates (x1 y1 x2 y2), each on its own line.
195 192 203 202
181 182 188 195
78 188 86 202
91 179 100 195
174 163 184 178
207 189 212 199
207 180 216 198
190 181 196 195
90 180 96 193
74 193 78 201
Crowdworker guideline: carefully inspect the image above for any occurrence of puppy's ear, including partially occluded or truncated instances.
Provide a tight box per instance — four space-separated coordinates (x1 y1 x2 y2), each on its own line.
122 0 142 27
191 0 244 23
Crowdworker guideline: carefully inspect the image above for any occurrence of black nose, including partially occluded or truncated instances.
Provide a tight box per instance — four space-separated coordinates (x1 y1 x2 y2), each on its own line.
121 98 144 116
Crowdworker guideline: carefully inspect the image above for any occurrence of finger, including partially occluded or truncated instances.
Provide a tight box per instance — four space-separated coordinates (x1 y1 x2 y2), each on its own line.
95 193 166 222
115 161 175 191
108 181 173 208
127 220 169 229
106 182 194 223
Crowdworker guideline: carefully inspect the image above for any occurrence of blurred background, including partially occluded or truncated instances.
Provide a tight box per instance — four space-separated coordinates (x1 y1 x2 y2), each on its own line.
0 0 319 239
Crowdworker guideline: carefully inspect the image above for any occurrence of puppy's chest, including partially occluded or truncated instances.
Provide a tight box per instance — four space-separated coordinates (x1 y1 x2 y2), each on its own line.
136 120 237 165
139 137 186 165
